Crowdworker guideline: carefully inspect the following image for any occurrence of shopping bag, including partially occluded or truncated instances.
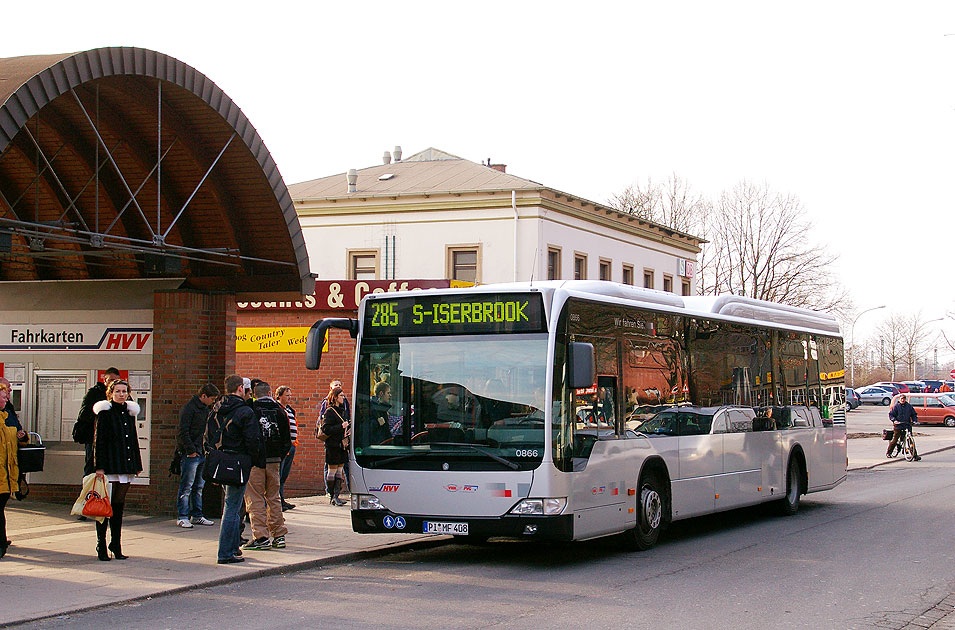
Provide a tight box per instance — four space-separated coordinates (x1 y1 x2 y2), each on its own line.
70 473 111 522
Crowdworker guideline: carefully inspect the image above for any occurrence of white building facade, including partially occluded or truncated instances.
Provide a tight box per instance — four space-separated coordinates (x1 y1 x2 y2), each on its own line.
291 148 701 291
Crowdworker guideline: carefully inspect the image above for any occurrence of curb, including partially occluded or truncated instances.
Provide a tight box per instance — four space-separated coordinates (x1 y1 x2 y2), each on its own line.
0 535 451 629
847 444 955 471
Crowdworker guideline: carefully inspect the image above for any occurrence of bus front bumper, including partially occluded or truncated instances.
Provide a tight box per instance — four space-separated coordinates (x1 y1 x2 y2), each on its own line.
351 509 575 541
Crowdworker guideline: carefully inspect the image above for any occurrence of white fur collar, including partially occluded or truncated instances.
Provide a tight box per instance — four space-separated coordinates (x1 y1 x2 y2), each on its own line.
93 400 140 416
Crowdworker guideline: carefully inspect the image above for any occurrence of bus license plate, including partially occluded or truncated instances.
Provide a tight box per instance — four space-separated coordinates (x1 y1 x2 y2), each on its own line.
423 521 468 535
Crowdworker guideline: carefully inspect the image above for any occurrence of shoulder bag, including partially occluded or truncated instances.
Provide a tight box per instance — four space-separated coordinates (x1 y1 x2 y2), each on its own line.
202 414 252 486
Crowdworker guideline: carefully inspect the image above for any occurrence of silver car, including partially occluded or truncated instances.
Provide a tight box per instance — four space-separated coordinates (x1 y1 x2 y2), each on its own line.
855 385 894 406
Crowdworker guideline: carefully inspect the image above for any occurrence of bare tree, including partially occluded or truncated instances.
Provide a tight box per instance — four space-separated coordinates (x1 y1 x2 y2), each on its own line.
608 173 709 234
875 313 907 381
701 180 849 316
899 313 934 380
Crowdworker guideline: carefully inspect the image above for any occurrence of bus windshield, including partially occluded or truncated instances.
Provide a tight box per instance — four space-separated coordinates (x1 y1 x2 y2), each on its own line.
353 333 549 471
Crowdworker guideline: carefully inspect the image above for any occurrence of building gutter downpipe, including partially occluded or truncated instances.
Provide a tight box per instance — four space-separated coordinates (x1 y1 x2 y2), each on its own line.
512 190 518 282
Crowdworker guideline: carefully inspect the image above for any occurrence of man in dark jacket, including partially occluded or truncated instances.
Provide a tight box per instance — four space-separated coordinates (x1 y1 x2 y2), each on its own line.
887 394 921 460
243 381 292 551
206 374 261 564
75 367 121 476
175 383 220 529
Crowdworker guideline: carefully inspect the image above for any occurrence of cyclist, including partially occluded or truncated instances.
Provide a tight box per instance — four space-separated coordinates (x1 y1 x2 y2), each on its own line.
887 394 921 461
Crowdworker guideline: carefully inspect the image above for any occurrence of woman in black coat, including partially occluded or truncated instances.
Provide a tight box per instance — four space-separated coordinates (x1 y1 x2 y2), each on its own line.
92 379 142 561
321 387 350 506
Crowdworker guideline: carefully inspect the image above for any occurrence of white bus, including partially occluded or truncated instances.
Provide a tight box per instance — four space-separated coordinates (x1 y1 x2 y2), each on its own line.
306 281 847 549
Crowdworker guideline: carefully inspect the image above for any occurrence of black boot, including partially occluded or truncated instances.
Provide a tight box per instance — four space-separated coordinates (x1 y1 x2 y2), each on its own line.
332 479 347 506
108 503 128 560
95 519 110 561
327 478 337 504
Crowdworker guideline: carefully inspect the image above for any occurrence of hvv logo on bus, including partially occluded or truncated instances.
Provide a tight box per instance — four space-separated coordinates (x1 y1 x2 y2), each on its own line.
370 482 400 492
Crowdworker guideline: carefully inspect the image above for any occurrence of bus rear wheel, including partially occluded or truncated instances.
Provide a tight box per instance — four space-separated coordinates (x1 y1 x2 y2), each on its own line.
623 472 666 551
777 456 803 516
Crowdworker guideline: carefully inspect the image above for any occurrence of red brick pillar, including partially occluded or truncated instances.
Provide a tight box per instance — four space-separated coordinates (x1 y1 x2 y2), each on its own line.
134 290 236 516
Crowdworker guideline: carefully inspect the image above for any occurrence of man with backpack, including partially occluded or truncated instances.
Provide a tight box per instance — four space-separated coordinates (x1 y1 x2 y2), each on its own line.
243 380 291 551
205 374 261 564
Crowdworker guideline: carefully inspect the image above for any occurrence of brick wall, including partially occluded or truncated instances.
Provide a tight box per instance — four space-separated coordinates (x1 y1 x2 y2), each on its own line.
235 308 357 497
148 290 236 516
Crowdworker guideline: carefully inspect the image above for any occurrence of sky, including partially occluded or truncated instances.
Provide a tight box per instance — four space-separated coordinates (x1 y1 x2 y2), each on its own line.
2 1 954 360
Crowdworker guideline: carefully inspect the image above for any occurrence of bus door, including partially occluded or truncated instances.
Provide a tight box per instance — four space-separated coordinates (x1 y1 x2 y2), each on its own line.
572 375 629 539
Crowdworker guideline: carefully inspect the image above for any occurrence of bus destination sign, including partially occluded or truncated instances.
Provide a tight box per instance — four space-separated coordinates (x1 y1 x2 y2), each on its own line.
364 292 546 336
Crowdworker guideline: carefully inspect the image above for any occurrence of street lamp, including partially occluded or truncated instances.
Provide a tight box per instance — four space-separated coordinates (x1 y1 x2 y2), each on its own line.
849 305 887 388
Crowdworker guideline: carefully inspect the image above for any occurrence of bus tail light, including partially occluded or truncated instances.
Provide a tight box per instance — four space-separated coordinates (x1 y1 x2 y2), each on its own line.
509 498 567 516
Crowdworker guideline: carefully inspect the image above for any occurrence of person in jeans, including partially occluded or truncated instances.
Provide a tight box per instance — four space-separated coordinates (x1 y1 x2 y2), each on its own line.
887 394 921 461
176 383 220 528
243 381 291 551
206 375 261 564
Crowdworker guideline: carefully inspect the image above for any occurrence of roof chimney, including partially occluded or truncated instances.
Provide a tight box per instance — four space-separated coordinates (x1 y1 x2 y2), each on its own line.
383 151 392 164
393 145 402 162
489 163 507 173
346 168 358 193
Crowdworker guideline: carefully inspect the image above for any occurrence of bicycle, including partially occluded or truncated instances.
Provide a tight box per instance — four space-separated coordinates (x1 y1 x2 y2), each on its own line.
886 423 919 462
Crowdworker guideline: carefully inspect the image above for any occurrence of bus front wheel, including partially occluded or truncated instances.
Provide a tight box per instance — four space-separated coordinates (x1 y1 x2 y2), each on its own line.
624 472 666 551
777 456 803 516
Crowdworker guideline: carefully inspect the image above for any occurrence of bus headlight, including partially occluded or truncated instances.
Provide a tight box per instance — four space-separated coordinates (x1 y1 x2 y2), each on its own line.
509 498 567 516
352 494 386 510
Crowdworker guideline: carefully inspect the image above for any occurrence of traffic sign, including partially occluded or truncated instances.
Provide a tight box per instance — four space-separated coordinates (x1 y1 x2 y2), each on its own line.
950 368 955 380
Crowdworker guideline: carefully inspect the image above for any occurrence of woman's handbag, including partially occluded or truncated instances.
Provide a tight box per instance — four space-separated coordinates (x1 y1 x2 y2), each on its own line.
79 473 112 519
17 432 45 473
315 423 329 441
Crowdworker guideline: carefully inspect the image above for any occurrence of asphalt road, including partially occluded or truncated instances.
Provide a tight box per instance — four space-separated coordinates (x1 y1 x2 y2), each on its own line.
16 447 955 630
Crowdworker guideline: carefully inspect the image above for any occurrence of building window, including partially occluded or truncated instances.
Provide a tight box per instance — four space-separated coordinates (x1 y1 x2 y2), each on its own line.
599 259 611 281
447 244 481 283
574 254 587 280
547 247 561 280
348 250 379 280
622 265 634 286
643 269 654 289
682 279 691 296
663 275 673 293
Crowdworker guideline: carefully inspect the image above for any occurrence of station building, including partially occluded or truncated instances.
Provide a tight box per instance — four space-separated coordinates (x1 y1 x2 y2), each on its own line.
0 48 311 515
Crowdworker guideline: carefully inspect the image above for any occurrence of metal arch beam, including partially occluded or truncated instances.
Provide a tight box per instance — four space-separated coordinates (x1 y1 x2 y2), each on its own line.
9 98 145 268
104 77 245 259
0 47 311 291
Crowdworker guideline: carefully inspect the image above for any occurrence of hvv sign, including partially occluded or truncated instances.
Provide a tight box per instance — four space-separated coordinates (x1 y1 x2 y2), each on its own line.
0 324 153 353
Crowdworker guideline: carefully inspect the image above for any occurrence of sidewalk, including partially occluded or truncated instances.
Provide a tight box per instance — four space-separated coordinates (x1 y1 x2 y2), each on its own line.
1 432 953 627
846 429 955 470
0 495 442 627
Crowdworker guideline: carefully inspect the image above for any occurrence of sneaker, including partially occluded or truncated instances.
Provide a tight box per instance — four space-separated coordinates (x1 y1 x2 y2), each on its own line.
914 456 922 461
271 536 286 549
243 537 272 551
281 501 296 511
191 516 215 526
217 556 244 564
177 519 194 528
234 548 242 557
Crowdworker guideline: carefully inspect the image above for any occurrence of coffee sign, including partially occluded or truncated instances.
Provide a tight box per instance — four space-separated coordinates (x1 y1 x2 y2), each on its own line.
237 280 466 311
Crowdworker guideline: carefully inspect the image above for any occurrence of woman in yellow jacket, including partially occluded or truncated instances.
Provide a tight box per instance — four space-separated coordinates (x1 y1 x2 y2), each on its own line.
1 378 27 559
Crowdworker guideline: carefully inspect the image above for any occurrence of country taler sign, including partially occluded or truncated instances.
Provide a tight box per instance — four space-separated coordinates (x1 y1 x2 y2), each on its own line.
0 325 153 353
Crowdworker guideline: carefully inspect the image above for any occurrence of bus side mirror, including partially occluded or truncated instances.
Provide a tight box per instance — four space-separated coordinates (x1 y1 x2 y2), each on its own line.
567 342 595 390
305 318 358 370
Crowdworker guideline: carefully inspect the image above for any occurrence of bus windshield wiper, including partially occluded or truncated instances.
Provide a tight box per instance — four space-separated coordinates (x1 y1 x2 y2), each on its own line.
427 442 520 470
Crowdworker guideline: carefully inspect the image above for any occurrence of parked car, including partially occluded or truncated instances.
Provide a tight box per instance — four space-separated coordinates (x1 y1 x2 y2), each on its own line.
876 381 909 393
856 385 895 405
845 388 861 410
901 381 925 393
868 383 901 396
891 393 955 427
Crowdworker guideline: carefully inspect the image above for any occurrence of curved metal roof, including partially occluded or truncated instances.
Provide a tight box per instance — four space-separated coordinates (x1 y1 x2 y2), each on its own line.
0 47 312 293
